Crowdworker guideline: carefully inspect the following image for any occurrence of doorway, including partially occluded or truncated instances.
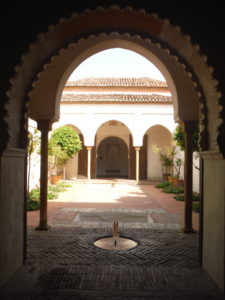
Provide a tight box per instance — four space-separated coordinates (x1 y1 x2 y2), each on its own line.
97 136 128 178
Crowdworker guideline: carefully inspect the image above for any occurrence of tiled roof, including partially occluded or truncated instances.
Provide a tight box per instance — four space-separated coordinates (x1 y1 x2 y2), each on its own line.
66 77 167 87
61 93 172 103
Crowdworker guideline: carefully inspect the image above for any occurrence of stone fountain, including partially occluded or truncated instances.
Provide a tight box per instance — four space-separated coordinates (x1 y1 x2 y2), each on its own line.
94 221 137 250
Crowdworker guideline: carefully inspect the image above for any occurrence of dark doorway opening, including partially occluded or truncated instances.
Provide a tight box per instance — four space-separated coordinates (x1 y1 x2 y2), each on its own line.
97 136 129 178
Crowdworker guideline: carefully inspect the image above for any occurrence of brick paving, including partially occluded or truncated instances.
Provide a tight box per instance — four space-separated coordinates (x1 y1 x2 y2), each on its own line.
27 180 199 231
1 180 224 299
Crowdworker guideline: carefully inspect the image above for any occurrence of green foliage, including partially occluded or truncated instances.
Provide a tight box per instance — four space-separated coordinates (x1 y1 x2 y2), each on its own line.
47 191 58 200
27 188 40 211
173 124 199 152
49 144 68 167
27 128 40 155
155 181 171 188
57 182 72 188
174 192 200 202
174 194 185 201
48 184 63 193
163 185 184 194
28 188 40 201
152 144 173 176
27 199 40 211
27 182 73 210
49 126 82 159
192 202 200 213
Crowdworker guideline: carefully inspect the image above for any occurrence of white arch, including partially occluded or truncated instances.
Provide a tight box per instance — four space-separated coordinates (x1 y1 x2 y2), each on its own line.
85 117 132 146
55 37 180 121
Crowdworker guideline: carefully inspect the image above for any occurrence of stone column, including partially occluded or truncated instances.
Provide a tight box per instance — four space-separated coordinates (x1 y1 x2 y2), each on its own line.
87 146 92 181
135 147 140 184
183 121 197 233
36 120 52 231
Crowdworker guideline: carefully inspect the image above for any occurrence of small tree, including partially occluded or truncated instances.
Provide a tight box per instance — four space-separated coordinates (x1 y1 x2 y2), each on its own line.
48 126 82 179
173 123 200 170
173 123 199 152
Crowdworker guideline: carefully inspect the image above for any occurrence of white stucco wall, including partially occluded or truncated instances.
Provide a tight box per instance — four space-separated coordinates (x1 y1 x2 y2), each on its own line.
28 119 41 190
146 125 173 180
57 103 176 146
96 121 130 148
193 153 200 193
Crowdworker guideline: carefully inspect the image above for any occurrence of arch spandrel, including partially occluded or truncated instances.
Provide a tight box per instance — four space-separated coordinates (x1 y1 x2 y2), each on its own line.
5 6 222 155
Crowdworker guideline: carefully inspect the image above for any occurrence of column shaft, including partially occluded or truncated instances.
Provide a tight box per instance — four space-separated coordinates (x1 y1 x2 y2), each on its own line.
135 147 140 184
183 121 197 233
36 120 52 230
87 146 92 181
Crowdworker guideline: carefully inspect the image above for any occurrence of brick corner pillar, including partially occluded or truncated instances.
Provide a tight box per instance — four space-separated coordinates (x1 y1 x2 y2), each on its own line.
135 147 140 185
183 120 197 234
36 119 52 231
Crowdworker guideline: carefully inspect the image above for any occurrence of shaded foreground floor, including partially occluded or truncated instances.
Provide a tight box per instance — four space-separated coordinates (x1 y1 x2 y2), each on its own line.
0 227 224 299
1 181 224 299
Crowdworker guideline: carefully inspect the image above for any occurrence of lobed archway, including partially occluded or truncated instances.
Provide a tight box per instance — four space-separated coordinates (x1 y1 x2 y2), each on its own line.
2 6 224 292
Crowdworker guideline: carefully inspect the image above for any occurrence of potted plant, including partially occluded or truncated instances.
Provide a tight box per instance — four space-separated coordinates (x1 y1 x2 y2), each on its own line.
152 145 173 181
160 152 173 181
171 157 184 186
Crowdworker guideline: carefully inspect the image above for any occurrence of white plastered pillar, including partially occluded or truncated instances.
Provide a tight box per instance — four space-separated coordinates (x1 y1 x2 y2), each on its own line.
135 147 140 184
87 146 92 181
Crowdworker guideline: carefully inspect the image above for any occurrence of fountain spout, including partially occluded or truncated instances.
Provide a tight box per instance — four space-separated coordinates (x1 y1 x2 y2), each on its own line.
112 221 120 237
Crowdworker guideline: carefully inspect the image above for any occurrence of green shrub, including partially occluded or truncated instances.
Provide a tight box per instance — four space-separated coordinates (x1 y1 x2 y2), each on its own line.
28 188 40 201
192 202 200 213
27 181 73 209
47 191 58 200
155 181 171 189
57 182 72 188
48 184 66 193
174 192 200 202
27 199 40 211
163 185 184 194
174 194 185 201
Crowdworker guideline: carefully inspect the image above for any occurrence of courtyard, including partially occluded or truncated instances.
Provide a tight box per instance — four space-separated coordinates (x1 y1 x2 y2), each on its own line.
1 180 224 299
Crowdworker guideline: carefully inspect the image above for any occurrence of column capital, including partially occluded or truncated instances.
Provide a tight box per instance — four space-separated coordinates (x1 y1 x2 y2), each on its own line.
134 147 140 151
37 119 53 132
86 146 92 151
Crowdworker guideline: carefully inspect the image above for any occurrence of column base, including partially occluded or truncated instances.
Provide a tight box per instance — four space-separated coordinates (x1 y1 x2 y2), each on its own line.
35 224 51 231
181 227 196 234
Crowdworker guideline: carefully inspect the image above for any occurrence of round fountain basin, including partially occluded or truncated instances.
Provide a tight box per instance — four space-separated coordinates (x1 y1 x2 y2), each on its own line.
94 237 137 250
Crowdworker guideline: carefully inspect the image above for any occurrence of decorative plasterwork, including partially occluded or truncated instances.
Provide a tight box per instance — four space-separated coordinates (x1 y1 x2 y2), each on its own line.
4 5 223 156
28 31 200 120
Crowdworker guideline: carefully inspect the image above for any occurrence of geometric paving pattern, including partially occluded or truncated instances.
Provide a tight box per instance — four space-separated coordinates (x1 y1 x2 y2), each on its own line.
49 208 180 231
1 226 224 299
27 227 198 268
